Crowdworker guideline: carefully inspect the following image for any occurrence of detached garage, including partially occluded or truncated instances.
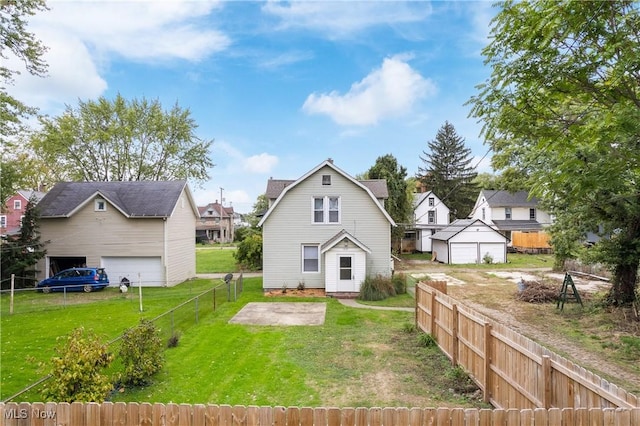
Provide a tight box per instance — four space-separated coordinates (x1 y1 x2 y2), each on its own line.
431 219 509 264
36 180 199 287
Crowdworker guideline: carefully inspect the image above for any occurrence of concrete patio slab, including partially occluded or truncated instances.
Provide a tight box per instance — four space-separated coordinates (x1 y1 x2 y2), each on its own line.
229 302 327 326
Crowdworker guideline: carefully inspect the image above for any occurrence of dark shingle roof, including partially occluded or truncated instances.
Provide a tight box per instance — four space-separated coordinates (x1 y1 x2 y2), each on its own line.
492 220 542 231
359 179 388 199
264 178 388 200
431 219 479 241
265 179 295 199
38 180 188 218
482 190 539 207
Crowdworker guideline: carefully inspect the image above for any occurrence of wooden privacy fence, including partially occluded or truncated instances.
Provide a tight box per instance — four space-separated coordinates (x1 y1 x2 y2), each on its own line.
511 231 551 250
2 403 640 426
415 282 639 411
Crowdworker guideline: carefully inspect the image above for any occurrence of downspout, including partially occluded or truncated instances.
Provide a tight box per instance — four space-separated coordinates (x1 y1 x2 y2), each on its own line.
163 217 169 286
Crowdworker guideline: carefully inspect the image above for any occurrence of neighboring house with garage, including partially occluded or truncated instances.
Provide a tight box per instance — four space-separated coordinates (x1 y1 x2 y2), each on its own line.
469 189 553 252
404 190 450 253
1 190 46 236
258 159 395 297
36 180 198 287
431 219 509 264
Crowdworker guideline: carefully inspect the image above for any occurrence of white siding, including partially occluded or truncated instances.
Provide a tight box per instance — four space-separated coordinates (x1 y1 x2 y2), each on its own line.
166 190 198 286
262 165 391 290
432 240 449 263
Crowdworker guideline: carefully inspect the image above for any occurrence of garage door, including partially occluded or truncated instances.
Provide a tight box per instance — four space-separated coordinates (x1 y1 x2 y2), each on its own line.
101 257 164 287
450 243 478 264
479 243 506 264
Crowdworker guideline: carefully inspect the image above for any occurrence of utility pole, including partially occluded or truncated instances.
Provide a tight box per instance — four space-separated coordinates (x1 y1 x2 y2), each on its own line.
219 187 224 243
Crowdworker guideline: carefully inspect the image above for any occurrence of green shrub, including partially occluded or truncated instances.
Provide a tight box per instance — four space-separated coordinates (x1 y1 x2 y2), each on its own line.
233 233 263 270
392 273 407 294
358 274 396 301
118 319 164 386
41 328 113 402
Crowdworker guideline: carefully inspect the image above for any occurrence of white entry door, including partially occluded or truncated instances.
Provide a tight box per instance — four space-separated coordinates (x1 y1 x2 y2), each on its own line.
338 255 356 292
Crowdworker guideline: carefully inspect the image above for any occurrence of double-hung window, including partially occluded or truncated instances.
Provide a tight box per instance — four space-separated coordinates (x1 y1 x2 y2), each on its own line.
505 207 512 220
313 196 340 224
302 245 319 273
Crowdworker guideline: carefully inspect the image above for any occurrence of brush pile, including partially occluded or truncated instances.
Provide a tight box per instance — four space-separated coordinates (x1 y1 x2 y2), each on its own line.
515 280 560 303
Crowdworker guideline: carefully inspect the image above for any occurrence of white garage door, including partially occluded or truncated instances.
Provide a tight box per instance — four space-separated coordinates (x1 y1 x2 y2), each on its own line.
101 257 164 287
450 243 478 264
479 243 506 264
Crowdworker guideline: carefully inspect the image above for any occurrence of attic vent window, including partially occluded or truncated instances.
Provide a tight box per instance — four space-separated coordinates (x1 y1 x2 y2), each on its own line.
95 199 106 211
322 175 331 185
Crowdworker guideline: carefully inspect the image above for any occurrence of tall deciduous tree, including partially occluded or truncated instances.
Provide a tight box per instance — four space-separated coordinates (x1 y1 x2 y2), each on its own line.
1 0 48 145
1 196 47 289
468 0 640 305
417 121 477 220
366 154 411 243
30 94 214 184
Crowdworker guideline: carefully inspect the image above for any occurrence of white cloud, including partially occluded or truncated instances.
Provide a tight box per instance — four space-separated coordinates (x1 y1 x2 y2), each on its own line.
7 0 229 115
302 55 437 126
244 153 279 174
262 1 432 39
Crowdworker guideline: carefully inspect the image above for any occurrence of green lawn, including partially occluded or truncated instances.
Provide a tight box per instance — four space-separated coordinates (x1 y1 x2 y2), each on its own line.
1 278 482 408
196 246 238 273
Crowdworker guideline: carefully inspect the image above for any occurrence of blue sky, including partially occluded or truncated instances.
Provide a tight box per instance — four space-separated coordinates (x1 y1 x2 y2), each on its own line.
9 0 497 213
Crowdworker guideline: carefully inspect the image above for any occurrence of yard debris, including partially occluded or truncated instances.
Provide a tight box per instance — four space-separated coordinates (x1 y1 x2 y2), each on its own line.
515 279 591 304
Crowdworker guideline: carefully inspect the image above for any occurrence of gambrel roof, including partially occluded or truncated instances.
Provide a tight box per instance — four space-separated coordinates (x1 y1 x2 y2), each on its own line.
37 180 197 218
259 159 395 227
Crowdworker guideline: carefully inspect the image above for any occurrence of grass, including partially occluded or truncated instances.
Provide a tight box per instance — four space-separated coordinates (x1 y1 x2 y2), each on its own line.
1 278 486 408
196 246 238 273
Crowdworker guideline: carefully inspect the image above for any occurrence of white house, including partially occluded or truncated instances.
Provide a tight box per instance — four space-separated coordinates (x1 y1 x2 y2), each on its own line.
258 159 395 296
431 219 509 264
411 191 450 252
469 190 553 252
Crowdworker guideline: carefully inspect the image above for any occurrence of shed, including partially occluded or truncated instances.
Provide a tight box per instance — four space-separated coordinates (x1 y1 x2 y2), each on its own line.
431 219 509 264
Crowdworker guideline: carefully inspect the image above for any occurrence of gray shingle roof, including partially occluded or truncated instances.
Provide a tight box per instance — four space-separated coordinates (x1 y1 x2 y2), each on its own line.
265 179 295 199
431 219 479 241
491 220 542 231
482 190 539 207
264 178 388 200
38 180 188 218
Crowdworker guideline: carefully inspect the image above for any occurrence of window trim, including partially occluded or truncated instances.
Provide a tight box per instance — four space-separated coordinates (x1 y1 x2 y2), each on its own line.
0 215 6 228
14 200 21 210
427 210 436 224
529 208 536 220
95 199 107 212
505 207 512 220
322 175 331 185
302 244 320 273
428 197 434 207
312 196 341 224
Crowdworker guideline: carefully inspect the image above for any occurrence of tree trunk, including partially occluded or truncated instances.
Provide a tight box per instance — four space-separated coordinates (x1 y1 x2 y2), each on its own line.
609 260 639 305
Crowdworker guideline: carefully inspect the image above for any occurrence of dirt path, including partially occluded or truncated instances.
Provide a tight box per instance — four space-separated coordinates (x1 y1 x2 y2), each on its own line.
400 262 640 394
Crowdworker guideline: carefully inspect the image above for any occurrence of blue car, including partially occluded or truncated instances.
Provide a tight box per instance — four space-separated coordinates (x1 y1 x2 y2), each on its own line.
37 267 110 293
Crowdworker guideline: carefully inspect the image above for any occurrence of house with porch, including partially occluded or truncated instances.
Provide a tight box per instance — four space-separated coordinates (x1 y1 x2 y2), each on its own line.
258 159 395 297
469 189 553 252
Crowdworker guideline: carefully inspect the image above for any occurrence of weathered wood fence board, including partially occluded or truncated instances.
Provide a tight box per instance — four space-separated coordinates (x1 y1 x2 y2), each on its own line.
415 282 639 410
1 403 639 426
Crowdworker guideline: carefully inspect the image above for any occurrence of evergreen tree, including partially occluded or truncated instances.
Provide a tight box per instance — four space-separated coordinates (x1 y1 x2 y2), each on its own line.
0 196 47 289
366 154 411 244
417 122 477 220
